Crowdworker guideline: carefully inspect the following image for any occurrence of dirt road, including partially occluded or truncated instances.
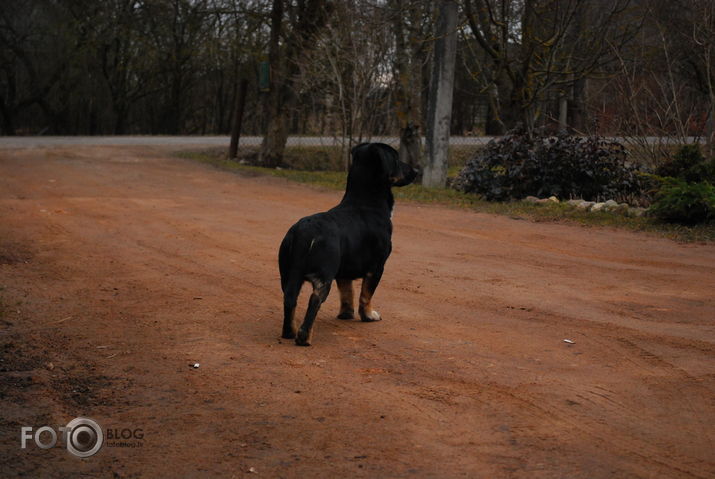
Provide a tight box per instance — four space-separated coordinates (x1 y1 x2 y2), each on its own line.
1 146 714 478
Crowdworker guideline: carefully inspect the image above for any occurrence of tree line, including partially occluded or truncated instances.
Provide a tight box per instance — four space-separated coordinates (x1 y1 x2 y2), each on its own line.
1 0 714 164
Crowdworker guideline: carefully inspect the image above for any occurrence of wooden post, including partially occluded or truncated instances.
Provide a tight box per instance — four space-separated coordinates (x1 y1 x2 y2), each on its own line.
558 91 568 131
229 78 249 160
422 0 458 188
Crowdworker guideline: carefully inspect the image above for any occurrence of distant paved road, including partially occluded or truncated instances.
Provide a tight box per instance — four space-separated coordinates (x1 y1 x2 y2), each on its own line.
0 135 496 149
0 135 263 149
0 135 701 150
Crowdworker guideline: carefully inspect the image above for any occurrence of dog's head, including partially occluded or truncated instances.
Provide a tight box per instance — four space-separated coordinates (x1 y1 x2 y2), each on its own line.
350 143 418 187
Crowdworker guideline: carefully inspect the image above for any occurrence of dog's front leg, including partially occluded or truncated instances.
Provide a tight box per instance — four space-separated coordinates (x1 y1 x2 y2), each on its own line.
336 279 355 319
359 268 384 322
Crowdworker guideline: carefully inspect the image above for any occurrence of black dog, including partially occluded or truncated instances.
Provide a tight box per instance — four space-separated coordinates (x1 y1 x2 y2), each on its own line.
278 143 417 346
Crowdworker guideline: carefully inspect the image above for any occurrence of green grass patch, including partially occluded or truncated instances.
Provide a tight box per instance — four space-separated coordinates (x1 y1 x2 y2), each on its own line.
177 148 715 243
179 149 347 189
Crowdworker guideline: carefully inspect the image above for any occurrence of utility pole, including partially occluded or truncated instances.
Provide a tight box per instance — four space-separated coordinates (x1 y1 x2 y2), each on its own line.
422 0 458 188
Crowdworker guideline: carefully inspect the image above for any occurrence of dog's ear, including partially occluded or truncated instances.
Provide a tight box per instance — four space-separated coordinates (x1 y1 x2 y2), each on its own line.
351 143 369 156
350 143 368 155
373 143 400 179
349 143 370 169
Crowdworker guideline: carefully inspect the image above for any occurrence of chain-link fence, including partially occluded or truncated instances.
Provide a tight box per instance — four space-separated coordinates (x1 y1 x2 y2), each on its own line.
269 134 491 173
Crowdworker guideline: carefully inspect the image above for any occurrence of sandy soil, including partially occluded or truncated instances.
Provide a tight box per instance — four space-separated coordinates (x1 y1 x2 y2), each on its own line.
1 146 714 478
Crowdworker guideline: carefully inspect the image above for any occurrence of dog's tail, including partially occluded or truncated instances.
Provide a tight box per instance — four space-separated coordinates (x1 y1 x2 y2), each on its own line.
278 227 305 301
279 227 309 338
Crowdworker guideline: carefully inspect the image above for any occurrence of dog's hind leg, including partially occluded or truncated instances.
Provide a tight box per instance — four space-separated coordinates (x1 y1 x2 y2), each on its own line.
296 278 332 346
281 281 302 339
359 267 384 322
279 230 303 339
336 279 354 320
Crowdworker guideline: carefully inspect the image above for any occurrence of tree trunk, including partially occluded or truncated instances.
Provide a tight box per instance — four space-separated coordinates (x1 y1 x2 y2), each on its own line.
114 101 128 135
423 0 458 188
399 123 421 170
558 93 568 131
260 0 286 167
569 78 587 133
88 98 98 135
229 78 249 159
485 83 506 135
0 66 17 135
392 0 423 169
406 30 424 167
168 73 183 134
260 0 331 167
262 109 289 167
0 101 16 136
708 96 715 158
514 0 538 134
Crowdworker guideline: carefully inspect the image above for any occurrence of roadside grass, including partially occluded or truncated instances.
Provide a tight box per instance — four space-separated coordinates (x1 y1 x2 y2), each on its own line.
177 147 715 243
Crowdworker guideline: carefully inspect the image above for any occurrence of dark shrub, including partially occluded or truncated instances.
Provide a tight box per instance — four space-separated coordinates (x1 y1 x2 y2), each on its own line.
453 128 645 202
655 144 715 183
648 178 715 225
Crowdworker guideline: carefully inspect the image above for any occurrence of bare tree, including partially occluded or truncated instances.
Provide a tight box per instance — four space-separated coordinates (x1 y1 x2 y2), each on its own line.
87 0 155 134
462 0 639 135
690 0 715 155
390 0 431 168
605 0 714 163
259 0 332 167
295 1 395 167
141 0 214 134
2 0 710 152
0 0 88 134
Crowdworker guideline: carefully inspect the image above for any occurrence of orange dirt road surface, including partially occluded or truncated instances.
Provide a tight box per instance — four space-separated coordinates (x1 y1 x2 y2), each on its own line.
1 146 714 478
